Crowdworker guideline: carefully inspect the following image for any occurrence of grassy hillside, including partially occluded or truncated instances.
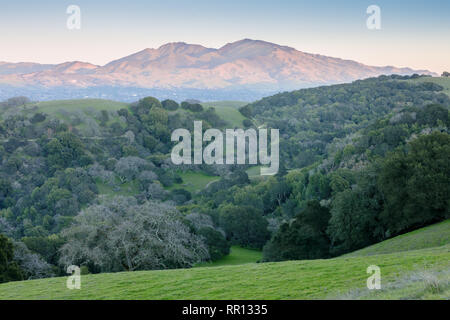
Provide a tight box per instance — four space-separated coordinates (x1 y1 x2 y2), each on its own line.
345 220 450 257
33 99 129 114
166 171 219 193
0 244 448 300
95 179 140 198
201 101 247 109
1 221 449 300
16 99 130 136
202 101 247 127
195 246 262 268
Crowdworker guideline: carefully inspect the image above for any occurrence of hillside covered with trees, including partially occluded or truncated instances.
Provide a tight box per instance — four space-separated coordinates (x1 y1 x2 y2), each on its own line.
0 75 449 283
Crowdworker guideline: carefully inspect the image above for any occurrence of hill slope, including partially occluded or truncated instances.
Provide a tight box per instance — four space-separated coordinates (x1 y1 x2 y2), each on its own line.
345 220 450 257
33 99 128 113
408 76 450 97
0 222 448 300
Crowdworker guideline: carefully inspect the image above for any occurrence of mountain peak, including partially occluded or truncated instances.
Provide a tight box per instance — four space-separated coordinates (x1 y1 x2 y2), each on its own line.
156 42 213 57
218 39 286 59
158 42 188 49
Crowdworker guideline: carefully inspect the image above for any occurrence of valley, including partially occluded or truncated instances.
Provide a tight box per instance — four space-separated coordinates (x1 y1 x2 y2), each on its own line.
0 75 449 300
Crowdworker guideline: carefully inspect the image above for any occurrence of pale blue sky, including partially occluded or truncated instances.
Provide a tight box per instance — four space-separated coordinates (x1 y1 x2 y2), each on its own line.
0 0 449 73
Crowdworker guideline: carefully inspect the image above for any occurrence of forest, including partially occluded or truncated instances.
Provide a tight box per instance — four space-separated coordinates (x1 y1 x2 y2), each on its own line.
0 75 449 283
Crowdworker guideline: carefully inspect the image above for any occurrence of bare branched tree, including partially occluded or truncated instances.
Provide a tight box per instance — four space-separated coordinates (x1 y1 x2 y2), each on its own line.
59 196 209 272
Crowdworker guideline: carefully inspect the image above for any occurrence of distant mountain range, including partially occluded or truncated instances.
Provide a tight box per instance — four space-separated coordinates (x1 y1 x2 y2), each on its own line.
0 39 436 102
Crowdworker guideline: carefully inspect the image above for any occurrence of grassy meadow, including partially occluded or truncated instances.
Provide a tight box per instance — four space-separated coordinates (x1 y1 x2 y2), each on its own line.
0 220 448 300
202 101 247 127
166 171 219 193
195 246 262 267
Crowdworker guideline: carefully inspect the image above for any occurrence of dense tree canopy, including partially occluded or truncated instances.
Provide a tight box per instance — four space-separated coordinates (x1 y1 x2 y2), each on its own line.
0 75 449 281
0 234 23 283
378 132 450 235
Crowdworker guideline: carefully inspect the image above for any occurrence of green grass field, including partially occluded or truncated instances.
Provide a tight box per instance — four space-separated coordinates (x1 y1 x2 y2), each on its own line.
166 171 219 193
345 220 450 257
196 246 262 267
96 172 218 198
19 99 249 132
0 220 448 300
245 166 261 178
33 99 129 114
245 166 271 183
18 99 129 135
95 179 141 198
201 101 248 109
202 101 248 127
0 245 447 300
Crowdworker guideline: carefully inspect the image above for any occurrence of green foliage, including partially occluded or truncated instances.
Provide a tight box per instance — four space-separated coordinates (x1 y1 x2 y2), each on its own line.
22 235 64 267
242 119 253 128
243 75 450 168
378 132 450 235
416 104 449 127
197 227 230 261
45 132 88 169
195 246 261 267
0 178 13 209
218 204 270 249
170 188 192 205
161 99 179 111
132 97 162 116
238 104 253 118
0 234 23 283
1 76 449 280
263 201 331 261
197 107 226 127
1 243 449 299
181 101 204 112
327 187 382 255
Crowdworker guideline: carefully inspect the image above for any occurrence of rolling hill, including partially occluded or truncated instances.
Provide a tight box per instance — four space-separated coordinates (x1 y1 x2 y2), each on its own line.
408 76 450 97
0 220 448 300
345 220 450 257
201 101 247 127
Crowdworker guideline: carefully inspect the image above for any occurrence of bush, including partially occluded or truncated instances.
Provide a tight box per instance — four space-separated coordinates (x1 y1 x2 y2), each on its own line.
218 204 270 249
0 234 23 283
181 102 204 112
243 119 253 128
416 104 449 127
378 132 450 235
170 189 192 205
197 227 230 261
162 99 179 111
263 201 331 261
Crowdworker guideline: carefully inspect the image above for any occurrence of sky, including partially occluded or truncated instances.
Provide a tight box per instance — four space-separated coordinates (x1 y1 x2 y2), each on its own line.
0 0 449 73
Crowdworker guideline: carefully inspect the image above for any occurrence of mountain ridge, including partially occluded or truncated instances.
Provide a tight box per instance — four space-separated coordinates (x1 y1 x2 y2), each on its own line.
0 39 436 100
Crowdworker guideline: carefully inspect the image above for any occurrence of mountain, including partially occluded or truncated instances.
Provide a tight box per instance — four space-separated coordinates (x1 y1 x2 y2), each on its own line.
0 62 54 75
0 39 436 101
